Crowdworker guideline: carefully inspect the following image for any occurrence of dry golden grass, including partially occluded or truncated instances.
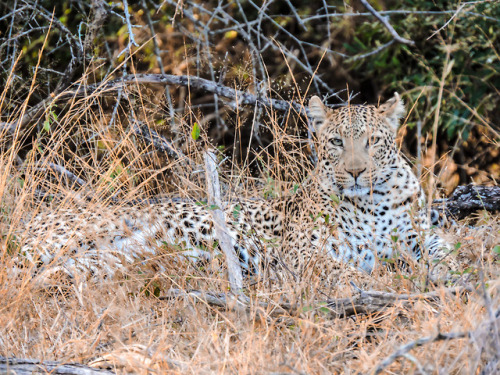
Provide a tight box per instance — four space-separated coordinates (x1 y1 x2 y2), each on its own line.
0 66 499 375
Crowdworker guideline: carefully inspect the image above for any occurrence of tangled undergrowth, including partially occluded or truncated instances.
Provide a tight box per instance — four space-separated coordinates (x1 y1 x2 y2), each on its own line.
0 71 499 374
0 1 499 372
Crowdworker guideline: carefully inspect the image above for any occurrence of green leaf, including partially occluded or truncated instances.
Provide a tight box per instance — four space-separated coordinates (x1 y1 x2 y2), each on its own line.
43 120 51 133
463 266 475 274
153 285 161 298
319 307 331 314
191 122 200 140
232 204 241 220
329 194 340 204
302 305 313 313
493 245 500 255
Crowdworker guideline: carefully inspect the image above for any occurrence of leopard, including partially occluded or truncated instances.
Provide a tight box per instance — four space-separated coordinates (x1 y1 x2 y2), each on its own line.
14 93 455 285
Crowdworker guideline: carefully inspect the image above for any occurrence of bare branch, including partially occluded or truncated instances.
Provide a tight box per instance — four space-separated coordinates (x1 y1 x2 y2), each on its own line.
373 331 470 374
0 73 308 138
427 4 466 40
131 120 183 159
118 0 139 57
24 0 84 92
139 0 175 126
360 0 415 46
83 0 108 53
301 9 499 23
45 162 88 187
109 74 307 114
284 0 307 32
348 40 395 61
177 0 337 92
374 277 500 374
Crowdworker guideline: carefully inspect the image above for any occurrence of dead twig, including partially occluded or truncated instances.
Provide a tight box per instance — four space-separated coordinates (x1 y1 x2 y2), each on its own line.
374 302 500 373
139 0 175 126
374 270 500 374
373 331 470 374
0 0 107 139
43 162 87 187
163 289 259 313
24 0 83 93
427 3 466 40
301 9 499 23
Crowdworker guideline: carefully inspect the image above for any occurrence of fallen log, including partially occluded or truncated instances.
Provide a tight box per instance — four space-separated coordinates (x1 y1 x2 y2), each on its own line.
163 285 472 319
433 184 500 220
0 356 115 375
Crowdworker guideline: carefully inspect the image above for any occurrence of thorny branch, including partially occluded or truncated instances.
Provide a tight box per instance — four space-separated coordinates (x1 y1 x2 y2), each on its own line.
301 9 499 23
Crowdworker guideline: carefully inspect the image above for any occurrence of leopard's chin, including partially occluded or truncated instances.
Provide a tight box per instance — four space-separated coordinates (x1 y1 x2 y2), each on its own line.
342 185 371 198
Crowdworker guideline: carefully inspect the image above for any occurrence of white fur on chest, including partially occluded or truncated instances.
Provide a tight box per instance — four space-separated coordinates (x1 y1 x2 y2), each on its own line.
329 179 424 273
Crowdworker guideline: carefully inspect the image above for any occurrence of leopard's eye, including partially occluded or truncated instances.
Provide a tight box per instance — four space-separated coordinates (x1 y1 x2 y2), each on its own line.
367 136 381 147
329 137 343 147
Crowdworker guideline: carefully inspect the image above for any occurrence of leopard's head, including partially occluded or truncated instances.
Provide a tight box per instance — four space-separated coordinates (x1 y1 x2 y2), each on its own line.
309 94 406 198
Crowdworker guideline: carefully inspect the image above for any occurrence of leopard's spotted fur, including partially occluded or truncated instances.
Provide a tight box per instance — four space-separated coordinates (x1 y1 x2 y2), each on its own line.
16 94 454 282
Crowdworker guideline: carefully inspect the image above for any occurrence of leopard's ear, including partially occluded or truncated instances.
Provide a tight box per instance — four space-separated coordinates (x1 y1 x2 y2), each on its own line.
308 96 328 133
378 92 405 130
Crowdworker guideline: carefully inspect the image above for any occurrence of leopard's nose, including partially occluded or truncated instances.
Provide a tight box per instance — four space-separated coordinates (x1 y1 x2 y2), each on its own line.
345 167 366 179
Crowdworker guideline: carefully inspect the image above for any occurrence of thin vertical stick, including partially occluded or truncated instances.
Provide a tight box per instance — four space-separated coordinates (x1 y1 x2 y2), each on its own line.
428 47 453 214
204 149 244 295
416 120 422 180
